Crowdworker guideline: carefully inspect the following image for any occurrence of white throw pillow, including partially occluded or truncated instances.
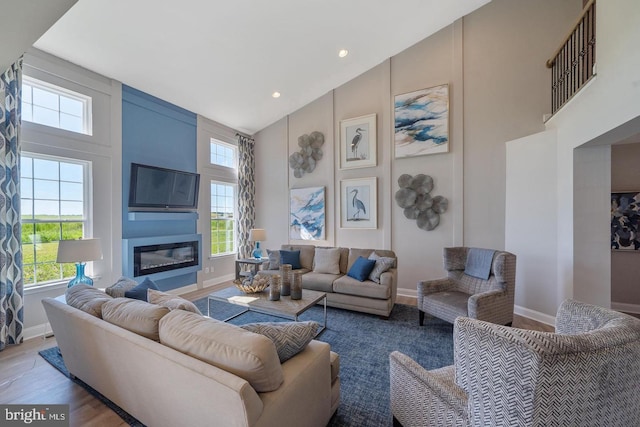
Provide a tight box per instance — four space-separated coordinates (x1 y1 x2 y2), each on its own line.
313 247 341 274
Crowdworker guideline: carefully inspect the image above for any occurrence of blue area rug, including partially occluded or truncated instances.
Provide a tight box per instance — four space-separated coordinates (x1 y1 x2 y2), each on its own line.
40 300 454 427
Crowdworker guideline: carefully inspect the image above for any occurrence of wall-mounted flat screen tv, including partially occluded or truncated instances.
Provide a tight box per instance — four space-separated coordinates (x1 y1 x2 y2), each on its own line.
128 163 200 212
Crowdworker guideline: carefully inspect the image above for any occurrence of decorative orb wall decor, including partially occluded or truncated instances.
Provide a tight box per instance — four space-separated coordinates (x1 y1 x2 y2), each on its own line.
289 131 325 178
395 173 448 231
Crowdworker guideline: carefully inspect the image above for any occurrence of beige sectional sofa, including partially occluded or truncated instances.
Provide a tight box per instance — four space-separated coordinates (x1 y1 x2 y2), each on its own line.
260 245 398 318
42 288 340 427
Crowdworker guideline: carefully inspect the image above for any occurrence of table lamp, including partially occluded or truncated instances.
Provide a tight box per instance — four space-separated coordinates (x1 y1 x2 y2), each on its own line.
248 229 266 259
56 238 103 288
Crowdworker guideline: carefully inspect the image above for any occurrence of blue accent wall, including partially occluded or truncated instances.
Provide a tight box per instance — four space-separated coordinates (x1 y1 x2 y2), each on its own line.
122 85 199 289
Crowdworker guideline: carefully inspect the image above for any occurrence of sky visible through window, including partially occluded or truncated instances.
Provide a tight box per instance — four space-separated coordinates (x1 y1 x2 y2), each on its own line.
21 156 84 218
210 140 236 168
22 78 90 135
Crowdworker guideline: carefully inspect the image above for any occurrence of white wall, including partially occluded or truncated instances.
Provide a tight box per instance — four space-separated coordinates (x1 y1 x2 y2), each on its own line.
463 0 580 249
573 145 611 307
506 0 640 318
21 49 122 338
505 129 558 322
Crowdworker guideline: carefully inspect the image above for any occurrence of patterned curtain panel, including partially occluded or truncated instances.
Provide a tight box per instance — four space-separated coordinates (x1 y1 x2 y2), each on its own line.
0 58 24 351
237 135 256 259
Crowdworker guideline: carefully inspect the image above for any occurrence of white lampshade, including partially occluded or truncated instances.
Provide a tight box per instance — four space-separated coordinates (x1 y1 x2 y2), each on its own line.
248 228 266 242
56 238 103 263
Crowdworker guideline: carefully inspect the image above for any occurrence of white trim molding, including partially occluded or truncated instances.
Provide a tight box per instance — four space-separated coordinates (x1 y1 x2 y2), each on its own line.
514 305 556 328
611 302 640 315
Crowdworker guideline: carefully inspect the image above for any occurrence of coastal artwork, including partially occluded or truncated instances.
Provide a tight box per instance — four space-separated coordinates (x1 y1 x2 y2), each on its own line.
290 187 325 240
611 191 640 250
394 84 449 158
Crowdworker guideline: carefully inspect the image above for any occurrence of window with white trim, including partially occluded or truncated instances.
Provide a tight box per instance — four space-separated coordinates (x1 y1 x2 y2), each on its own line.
207 138 238 257
21 153 91 287
22 76 92 135
210 139 236 169
210 182 236 256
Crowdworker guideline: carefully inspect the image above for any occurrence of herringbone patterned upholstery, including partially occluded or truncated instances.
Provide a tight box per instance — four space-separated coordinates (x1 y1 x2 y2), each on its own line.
417 247 516 326
390 300 640 427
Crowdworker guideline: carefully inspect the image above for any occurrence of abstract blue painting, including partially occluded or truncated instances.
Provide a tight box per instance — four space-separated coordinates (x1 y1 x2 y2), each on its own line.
290 187 325 240
611 191 640 250
394 84 449 158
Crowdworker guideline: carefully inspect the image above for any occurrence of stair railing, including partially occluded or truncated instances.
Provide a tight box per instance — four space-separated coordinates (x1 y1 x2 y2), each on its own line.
546 0 596 115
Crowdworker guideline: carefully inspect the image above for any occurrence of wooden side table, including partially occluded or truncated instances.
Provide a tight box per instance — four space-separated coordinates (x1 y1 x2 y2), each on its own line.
235 258 268 280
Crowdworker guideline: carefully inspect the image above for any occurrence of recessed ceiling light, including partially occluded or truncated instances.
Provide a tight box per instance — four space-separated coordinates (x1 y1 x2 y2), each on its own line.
272 91 281 98
338 49 349 58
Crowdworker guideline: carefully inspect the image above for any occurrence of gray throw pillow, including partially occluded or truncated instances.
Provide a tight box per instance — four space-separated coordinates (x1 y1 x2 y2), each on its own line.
313 247 341 274
241 321 318 362
368 252 395 283
267 249 281 270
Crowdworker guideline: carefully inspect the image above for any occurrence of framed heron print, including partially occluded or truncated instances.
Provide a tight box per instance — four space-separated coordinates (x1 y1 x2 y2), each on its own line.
340 113 377 169
340 177 377 229
394 84 449 158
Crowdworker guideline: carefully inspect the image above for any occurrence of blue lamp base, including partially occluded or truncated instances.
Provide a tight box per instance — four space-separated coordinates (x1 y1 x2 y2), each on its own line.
252 242 262 259
68 263 94 288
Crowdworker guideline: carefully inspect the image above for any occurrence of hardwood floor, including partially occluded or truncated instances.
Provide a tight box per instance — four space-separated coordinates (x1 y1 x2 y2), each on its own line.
0 335 127 427
0 287 552 425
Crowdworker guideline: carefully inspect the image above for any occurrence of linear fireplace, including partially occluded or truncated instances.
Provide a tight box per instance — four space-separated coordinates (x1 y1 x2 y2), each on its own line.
134 240 199 277
123 234 202 281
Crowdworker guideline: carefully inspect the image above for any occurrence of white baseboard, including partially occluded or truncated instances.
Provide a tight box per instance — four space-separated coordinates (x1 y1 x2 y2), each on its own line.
168 274 235 296
397 289 556 327
202 274 235 289
397 288 417 298
611 302 640 314
514 305 556 327
23 322 52 341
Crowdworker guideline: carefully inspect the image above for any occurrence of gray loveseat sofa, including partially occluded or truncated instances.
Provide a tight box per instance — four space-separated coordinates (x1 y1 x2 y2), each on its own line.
260 244 397 318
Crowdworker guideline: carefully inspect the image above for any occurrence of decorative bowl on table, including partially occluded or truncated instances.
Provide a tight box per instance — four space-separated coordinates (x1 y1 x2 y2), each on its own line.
233 274 269 294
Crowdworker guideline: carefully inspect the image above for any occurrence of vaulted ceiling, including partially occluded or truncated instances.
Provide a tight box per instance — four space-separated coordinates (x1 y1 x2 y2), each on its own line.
17 0 490 134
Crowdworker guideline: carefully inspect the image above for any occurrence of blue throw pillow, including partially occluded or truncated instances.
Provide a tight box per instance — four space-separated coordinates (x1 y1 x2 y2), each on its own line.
347 256 377 282
280 250 302 269
124 277 159 301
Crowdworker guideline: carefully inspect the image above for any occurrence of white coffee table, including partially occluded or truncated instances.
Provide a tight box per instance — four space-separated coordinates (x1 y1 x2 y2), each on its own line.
207 287 327 335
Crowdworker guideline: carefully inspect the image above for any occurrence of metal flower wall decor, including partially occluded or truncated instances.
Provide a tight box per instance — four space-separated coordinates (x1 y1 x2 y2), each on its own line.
289 131 325 178
395 174 448 231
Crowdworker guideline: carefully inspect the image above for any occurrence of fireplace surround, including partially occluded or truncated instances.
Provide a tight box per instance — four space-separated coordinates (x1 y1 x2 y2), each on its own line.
123 234 202 281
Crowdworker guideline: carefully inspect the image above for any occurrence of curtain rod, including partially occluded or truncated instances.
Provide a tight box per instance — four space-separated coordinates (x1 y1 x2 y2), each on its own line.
236 132 254 141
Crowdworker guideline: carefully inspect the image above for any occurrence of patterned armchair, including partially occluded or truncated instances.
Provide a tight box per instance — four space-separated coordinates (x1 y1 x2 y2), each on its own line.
418 247 516 326
390 300 640 427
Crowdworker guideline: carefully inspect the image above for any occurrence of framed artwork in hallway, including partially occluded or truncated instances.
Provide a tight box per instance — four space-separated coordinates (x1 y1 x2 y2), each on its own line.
340 177 377 229
611 191 640 251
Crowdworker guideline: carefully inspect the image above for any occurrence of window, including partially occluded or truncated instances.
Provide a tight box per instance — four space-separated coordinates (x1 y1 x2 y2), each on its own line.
210 139 236 169
210 182 236 256
21 154 90 287
22 76 92 135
